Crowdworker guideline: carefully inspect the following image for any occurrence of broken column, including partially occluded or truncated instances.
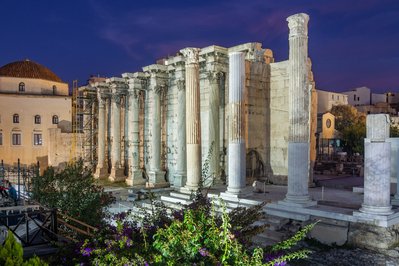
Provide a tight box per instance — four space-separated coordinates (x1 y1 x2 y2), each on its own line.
359 114 393 215
283 13 315 206
181 48 202 191
94 83 108 178
108 78 126 182
225 52 246 195
123 73 145 186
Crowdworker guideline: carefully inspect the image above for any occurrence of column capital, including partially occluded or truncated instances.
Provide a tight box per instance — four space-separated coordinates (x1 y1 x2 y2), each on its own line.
287 13 309 38
180 48 200 65
96 90 107 107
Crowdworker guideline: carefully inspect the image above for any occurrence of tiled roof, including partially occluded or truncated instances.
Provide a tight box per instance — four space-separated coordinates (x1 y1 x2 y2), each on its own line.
0 59 63 82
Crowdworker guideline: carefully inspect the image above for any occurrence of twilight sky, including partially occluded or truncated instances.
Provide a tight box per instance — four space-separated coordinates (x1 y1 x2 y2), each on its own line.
1 0 398 93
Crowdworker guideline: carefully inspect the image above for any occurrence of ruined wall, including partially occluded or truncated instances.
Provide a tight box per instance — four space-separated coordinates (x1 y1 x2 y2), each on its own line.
268 60 289 184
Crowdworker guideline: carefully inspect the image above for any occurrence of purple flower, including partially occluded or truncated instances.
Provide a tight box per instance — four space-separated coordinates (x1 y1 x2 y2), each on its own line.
82 247 92 257
126 238 133 247
199 248 210 257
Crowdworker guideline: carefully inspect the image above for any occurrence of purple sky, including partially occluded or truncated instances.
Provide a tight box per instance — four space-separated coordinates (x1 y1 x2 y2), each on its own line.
1 0 398 93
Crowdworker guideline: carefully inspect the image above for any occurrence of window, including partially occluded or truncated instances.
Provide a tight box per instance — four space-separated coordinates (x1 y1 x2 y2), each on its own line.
52 85 57 95
34 115 41 124
331 95 334 100
52 115 59 124
12 133 21 145
13 114 19 123
0 132 2 145
18 82 25 92
354 94 356 101
34 133 42 145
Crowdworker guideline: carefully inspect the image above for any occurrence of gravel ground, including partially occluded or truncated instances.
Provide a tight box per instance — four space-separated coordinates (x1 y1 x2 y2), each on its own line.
292 242 399 266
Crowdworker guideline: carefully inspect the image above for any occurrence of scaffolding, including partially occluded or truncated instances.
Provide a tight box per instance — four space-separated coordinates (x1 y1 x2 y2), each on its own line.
73 84 98 170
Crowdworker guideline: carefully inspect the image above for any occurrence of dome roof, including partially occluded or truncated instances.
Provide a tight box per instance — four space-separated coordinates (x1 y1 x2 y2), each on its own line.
0 59 63 82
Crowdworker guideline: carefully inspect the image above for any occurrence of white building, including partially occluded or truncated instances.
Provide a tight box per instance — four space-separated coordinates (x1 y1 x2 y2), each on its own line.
316 89 348 114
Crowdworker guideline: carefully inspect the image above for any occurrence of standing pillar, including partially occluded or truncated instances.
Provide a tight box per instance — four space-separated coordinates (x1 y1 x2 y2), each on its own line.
174 79 187 187
208 72 221 184
181 48 202 191
147 75 167 187
283 13 315 206
94 88 108 178
125 78 145 186
108 82 125 182
359 114 393 215
225 52 246 195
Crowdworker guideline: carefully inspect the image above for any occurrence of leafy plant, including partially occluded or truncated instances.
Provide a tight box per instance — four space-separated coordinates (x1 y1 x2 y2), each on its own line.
0 231 48 266
31 159 115 226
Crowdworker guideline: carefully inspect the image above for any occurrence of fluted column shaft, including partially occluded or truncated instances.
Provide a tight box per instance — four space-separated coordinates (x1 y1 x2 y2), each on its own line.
285 13 313 205
150 85 162 171
109 93 122 177
95 93 107 178
175 80 187 180
181 48 201 190
125 85 144 186
208 72 220 182
227 52 246 194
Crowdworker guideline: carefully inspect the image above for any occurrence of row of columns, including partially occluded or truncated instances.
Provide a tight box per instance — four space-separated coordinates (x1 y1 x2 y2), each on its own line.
92 49 247 195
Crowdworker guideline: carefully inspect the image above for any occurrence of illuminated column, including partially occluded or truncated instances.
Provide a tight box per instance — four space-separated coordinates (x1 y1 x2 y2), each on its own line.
108 78 126 182
174 79 187 187
94 85 108 178
208 72 221 183
124 74 145 186
283 13 315 206
181 47 202 191
226 52 246 195
146 72 168 187
359 114 393 215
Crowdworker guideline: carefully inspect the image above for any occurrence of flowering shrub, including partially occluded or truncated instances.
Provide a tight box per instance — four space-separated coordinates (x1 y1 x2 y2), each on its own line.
76 195 312 265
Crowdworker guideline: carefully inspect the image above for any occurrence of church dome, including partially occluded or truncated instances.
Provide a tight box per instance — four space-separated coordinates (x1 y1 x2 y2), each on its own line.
0 59 63 82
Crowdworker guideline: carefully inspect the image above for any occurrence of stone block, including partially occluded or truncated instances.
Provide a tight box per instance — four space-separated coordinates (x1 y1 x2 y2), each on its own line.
366 114 390 141
309 220 348 246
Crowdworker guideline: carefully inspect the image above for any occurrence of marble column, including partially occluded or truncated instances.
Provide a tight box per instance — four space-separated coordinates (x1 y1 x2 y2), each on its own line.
225 52 246 195
208 72 221 184
283 13 315 206
359 114 393 215
94 88 108 178
174 79 187 187
125 79 145 186
147 75 167 187
108 83 125 182
181 47 201 191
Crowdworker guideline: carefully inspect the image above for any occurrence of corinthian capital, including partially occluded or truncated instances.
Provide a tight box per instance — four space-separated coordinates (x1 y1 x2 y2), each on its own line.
207 71 223 83
180 48 200 65
287 13 309 38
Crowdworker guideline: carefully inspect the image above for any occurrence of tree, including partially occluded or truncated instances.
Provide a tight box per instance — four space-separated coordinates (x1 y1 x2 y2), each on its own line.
330 105 365 132
31 159 114 226
330 105 366 155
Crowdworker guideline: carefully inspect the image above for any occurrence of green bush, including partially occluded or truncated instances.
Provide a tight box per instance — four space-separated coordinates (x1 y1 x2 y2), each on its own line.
31 159 114 226
0 231 48 266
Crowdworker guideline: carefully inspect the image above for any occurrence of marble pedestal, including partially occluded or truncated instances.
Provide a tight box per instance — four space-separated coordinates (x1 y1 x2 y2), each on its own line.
126 170 146 186
109 168 126 182
173 173 187 188
94 167 108 179
283 142 317 207
359 141 393 215
147 171 168 188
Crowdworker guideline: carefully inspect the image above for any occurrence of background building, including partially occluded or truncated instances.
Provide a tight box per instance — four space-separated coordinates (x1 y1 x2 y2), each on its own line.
0 59 74 167
316 89 348 114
